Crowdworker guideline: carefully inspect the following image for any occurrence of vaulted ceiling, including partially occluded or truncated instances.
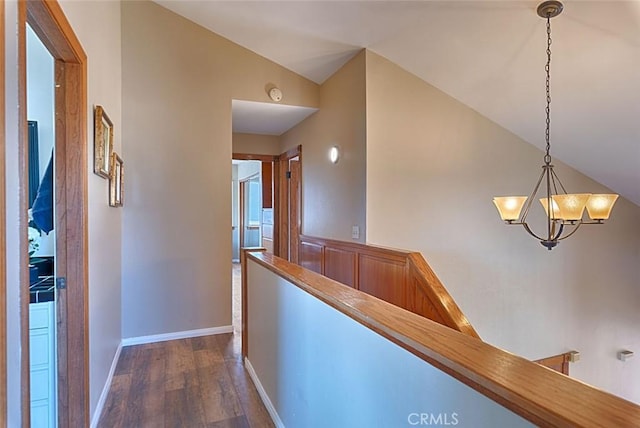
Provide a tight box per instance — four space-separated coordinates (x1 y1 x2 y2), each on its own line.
155 1 640 206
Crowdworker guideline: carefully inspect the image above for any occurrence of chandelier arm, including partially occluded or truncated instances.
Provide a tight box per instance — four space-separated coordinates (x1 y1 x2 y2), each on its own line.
550 167 568 194
550 167 561 196
552 222 564 241
521 222 548 242
557 222 582 241
545 161 553 239
520 167 547 221
581 220 605 225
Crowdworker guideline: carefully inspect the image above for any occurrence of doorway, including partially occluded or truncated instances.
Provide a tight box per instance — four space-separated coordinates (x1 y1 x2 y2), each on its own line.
231 159 262 334
26 23 57 427
239 175 262 249
19 1 89 426
232 160 263 260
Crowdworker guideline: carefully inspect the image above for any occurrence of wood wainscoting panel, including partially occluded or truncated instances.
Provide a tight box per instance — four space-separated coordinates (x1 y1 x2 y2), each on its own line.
324 247 356 288
358 255 406 308
298 235 479 339
406 276 445 323
407 254 479 339
299 241 323 274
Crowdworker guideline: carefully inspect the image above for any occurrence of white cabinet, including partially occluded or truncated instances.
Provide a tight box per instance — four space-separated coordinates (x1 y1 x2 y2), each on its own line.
29 302 56 428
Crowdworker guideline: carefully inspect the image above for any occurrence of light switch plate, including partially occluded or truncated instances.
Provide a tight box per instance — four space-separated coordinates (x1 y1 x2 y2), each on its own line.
352 226 360 240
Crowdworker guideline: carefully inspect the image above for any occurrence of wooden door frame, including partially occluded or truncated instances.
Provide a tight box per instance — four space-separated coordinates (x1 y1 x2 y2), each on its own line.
239 180 246 249
288 159 301 264
276 145 302 261
22 1 89 427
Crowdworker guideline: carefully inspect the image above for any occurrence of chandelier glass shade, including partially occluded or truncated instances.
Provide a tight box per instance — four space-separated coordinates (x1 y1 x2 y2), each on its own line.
493 1 618 250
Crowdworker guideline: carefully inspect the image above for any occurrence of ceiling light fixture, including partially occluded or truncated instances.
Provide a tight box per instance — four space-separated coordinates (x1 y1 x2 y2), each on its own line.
493 1 618 250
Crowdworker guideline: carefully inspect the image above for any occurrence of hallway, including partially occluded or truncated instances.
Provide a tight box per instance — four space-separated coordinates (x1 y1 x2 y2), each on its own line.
96 333 273 427
97 264 272 427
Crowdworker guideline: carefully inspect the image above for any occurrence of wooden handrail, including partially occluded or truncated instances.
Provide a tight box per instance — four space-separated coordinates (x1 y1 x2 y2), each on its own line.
534 352 574 375
299 235 479 338
246 251 640 427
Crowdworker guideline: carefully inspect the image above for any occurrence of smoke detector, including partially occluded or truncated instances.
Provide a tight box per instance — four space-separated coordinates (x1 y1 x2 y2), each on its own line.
268 87 283 102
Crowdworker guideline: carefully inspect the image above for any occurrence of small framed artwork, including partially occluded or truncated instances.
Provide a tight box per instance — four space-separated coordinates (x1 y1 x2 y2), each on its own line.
109 153 123 207
94 105 113 178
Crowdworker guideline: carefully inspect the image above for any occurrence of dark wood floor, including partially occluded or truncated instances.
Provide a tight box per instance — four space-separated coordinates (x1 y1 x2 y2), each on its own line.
97 333 274 428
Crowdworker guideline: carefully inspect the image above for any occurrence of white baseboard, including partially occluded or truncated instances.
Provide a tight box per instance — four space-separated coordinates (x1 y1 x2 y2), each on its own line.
121 325 233 347
245 357 284 428
90 342 123 428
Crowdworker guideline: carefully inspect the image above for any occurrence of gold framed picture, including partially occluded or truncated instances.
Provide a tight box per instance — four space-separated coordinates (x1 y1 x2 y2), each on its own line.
109 153 123 207
94 105 113 178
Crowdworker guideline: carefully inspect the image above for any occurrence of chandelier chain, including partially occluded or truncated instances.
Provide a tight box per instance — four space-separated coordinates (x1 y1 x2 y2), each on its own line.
544 15 552 165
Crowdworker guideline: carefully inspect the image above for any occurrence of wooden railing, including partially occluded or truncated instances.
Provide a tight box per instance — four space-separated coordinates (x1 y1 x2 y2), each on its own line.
535 352 574 375
244 250 640 427
299 235 479 338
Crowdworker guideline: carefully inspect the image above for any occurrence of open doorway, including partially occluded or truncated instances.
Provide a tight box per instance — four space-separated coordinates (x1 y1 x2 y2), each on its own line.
232 160 264 261
26 23 57 427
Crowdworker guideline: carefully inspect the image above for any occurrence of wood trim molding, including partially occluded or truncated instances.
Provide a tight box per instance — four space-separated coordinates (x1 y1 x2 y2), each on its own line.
61 60 89 428
18 2 30 424
276 145 302 260
26 0 86 64
232 153 277 162
272 160 280 256
277 155 288 258
247 251 640 427
53 59 70 426
299 235 479 338
279 144 301 162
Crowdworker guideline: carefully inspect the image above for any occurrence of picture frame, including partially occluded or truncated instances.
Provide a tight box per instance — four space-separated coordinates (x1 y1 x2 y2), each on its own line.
109 153 123 207
94 105 113 178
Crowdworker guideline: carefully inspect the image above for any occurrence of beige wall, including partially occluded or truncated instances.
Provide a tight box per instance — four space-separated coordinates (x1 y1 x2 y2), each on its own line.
233 133 281 156
59 0 124 418
365 51 640 403
281 51 367 242
121 1 319 339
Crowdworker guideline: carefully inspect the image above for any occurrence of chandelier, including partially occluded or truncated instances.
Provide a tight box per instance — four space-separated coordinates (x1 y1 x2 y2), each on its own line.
493 0 618 250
